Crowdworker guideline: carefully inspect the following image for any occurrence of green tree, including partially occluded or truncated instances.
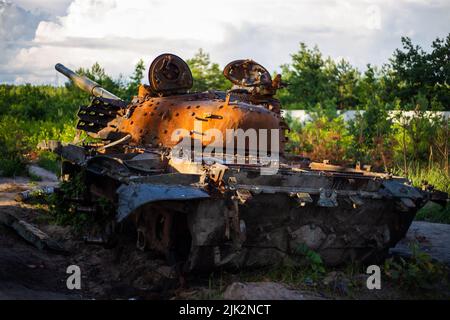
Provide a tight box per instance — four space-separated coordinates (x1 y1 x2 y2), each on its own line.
278 43 339 110
429 35 450 108
388 34 450 109
73 62 122 100
187 49 230 92
348 95 394 170
286 109 353 164
336 59 360 109
392 93 447 173
346 64 396 169
124 59 146 101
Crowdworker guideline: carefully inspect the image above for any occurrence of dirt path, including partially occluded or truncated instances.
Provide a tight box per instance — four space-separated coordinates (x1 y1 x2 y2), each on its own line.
0 175 178 300
0 225 81 299
0 176 79 299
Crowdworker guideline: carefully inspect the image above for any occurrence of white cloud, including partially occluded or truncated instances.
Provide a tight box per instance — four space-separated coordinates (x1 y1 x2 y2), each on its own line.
0 0 45 82
2 0 450 85
13 0 72 15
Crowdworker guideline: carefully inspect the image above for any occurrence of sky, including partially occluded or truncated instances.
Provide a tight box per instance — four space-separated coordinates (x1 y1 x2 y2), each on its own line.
1 0 449 85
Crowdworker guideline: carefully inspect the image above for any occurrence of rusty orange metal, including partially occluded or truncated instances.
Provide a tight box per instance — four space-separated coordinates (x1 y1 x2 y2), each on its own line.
99 92 285 154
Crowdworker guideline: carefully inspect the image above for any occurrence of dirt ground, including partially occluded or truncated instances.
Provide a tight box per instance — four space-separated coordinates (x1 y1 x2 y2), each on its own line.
0 174 449 300
0 176 216 300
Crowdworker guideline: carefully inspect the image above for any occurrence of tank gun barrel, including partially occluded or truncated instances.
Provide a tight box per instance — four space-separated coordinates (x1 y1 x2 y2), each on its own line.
55 63 123 101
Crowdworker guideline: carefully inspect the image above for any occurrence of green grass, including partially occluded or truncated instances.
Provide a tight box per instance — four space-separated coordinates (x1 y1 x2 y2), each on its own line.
37 151 61 175
416 202 450 224
239 246 328 289
0 158 26 177
394 165 450 224
383 242 449 294
402 165 450 194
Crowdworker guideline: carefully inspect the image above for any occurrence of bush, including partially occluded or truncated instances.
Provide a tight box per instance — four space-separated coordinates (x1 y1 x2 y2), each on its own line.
47 171 91 230
37 151 60 175
0 116 29 176
383 243 448 292
397 165 450 194
285 104 353 165
416 202 450 224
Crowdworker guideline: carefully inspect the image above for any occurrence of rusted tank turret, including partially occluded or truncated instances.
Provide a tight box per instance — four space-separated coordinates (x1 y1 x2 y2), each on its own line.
45 53 446 273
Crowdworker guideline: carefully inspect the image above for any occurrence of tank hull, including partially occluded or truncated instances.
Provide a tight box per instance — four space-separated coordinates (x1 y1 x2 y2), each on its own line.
52 146 426 272
187 194 415 271
47 57 444 276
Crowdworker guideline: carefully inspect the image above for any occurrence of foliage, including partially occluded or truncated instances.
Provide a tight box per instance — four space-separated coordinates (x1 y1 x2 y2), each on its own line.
294 244 326 276
47 171 91 229
0 116 29 176
0 40 448 223
279 34 450 112
348 105 394 169
238 245 326 290
383 242 449 291
391 103 449 174
279 34 449 188
286 104 353 165
398 165 450 195
37 151 60 175
278 43 340 110
0 115 78 176
46 170 115 231
416 202 450 224
187 49 230 92
0 60 145 177
389 35 450 108
124 59 146 101
394 165 450 224
281 37 449 177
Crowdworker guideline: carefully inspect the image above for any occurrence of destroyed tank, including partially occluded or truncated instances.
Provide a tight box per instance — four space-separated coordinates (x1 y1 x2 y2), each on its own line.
44 54 446 273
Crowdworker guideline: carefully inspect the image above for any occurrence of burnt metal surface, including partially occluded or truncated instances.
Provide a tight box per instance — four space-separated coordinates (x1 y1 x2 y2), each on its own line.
48 54 448 274
223 59 272 87
116 184 209 222
55 63 123 101
148 53 193 96
77 97 126 134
